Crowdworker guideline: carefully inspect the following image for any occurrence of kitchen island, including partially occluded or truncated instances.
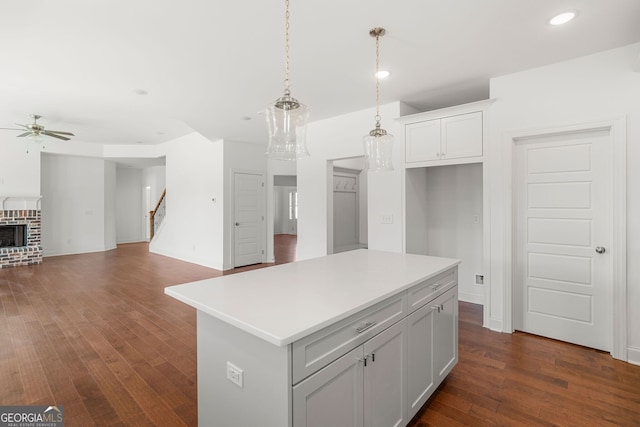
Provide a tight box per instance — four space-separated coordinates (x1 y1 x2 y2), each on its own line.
165 249 460 427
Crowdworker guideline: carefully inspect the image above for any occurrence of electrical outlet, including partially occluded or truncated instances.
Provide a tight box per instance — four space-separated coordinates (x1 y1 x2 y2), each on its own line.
226 362 243 388
381 214 393 224
472 214 480 224
475 274 484 285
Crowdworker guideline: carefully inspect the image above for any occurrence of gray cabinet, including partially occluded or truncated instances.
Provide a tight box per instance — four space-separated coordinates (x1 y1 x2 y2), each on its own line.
406 286 458 420
293 271 458 427
293 319 408 427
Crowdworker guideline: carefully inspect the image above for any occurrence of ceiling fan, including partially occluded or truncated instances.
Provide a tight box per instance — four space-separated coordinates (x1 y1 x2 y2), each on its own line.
0 114 75 141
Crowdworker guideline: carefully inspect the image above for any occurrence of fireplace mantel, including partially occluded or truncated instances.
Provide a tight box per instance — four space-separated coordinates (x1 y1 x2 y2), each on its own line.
0 196 42 210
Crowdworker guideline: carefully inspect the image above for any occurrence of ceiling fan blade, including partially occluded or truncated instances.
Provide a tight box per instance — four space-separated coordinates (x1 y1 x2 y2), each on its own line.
43 131 70 141
0 127 25 131
16 132 31 137
45 130 75 136
14 123 28 129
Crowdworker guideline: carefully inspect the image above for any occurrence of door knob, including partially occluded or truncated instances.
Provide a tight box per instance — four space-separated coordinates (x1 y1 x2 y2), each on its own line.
235 222 240 226
595 246 606 254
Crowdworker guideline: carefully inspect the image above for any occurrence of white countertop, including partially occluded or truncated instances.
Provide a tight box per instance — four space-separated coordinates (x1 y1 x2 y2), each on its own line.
165 249 460 346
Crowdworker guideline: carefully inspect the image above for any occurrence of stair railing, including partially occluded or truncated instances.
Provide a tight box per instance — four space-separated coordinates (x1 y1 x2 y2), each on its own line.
149 189 166 240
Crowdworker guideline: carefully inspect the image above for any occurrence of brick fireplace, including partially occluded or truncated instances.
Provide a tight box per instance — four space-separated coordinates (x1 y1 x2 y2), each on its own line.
0 198 43 268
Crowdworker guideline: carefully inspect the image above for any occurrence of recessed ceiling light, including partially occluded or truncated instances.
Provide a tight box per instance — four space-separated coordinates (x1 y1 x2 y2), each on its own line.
241 116 253 121
133 88 149 95
375 70 390 79
549 12 576 26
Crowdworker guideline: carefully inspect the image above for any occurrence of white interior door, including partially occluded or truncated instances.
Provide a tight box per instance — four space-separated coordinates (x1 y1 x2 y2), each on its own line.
514 129 612 351
234 172 264 267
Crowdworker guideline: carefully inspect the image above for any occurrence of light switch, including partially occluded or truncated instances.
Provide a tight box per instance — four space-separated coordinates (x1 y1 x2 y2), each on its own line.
381 214 393 224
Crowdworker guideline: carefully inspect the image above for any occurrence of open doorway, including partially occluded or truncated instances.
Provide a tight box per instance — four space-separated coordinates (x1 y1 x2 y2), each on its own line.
273 174 297 263
329 157 368 254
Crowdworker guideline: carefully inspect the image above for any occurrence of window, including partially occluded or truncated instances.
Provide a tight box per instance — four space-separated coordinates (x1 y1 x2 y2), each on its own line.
289 191 298 220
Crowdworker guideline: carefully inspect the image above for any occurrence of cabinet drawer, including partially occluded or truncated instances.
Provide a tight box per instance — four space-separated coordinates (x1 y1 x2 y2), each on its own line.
407 268 457 314
292 293 406 384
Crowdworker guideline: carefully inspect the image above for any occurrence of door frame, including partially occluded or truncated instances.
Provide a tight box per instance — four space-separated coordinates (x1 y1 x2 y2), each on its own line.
502 118 627 360
230 169 267 268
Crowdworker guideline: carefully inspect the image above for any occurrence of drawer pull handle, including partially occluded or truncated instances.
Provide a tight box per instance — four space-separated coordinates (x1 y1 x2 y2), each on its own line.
431 305 442 313
429 283 442 290
356 321 377 334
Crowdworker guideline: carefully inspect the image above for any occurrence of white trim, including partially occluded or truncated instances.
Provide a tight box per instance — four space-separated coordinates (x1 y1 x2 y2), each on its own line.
459 292 484 305
0 196 42 210
628 347 640 366
611 118 628 361
486 317 503 332
503 118 627 360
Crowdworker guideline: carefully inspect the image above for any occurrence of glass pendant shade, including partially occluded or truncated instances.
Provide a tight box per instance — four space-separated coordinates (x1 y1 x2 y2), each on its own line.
364 27 393 172
363 129 394 172
266 92 310 161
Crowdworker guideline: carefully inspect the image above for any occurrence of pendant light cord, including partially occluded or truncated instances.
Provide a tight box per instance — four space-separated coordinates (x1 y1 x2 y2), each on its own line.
375 32 381 126
284 0 291 94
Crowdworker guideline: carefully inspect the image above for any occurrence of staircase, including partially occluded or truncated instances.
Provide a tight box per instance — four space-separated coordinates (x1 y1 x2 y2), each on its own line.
149 189 166 240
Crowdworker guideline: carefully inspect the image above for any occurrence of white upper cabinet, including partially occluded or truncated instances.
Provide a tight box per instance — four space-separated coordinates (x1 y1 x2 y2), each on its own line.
400 100 493 167
441 112 482 160
405 112 482 164
405 119 441 162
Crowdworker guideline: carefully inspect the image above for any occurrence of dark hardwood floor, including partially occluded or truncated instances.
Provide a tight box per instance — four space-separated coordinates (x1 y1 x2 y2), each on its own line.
1 237 638 426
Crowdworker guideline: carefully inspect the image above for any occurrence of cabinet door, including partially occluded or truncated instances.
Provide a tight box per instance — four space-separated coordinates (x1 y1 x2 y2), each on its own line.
406 303 437 420
441 112 482 160
293 347 364 427
363 319 407 427
405 119 441 163
434 287 458 385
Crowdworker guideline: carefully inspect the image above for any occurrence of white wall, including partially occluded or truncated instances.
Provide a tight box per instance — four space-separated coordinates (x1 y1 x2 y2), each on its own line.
297 102 408 260
104 162 117 250
41 153 116 256
488 42 640 363
419 164 483 303
150 133 224 269
0 139 41 196
116 167 144 244
143 165 166 208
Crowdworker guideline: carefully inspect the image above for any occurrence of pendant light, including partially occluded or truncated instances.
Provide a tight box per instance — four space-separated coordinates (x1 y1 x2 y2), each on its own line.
265 0 310 161
363 27 394 172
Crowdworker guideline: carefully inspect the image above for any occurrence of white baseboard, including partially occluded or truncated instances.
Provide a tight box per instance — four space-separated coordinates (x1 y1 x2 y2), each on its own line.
485 317 504 332
148 245 222 270
43 245 113 257
628 346 640 366
458 292 484 305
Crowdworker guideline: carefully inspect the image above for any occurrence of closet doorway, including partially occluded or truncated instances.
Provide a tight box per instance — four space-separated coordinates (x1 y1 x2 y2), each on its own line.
329 157 368 254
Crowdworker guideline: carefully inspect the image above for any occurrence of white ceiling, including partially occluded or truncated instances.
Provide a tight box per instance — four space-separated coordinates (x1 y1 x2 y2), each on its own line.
1 0 639 148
